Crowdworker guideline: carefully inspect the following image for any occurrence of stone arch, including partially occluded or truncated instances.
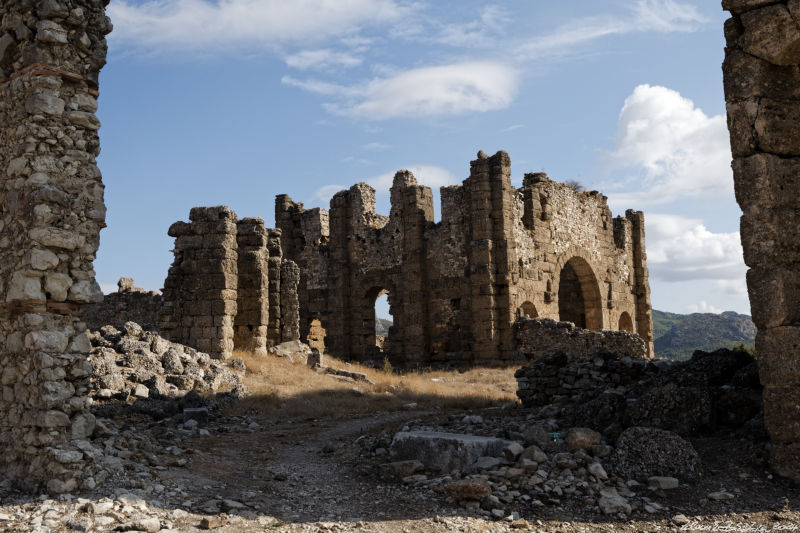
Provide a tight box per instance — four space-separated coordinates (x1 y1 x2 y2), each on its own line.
519 301 538 318
556 256 603 330
363 285 392 356
618 311 634 333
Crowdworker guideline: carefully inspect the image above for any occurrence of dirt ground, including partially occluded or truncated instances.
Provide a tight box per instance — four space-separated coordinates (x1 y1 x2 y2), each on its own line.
0 354 798 532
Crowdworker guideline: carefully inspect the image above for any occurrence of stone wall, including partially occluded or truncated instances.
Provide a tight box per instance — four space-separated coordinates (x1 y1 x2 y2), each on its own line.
723 0 800 481
82 277 162 331
0 0 111 491
159 207 300 359
277 150 653 366
513 317 647 362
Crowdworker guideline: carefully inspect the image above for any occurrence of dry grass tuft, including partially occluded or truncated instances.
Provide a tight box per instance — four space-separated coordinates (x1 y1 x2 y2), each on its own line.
230 350 518 420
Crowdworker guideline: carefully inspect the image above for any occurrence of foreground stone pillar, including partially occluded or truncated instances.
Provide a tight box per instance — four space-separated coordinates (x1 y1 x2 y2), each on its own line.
0 0 111 491
234 218 269 355
723 0 800 481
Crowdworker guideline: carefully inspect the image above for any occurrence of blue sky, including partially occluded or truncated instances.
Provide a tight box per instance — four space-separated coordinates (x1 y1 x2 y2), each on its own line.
95 0 746 318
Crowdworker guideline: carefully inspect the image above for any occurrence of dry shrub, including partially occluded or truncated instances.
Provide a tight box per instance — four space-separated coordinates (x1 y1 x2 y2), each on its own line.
229 350 518 420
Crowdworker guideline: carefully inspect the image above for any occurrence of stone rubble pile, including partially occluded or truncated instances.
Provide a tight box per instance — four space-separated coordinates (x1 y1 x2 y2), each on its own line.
88 321 247 408
369 418 702 520
515 346 762 438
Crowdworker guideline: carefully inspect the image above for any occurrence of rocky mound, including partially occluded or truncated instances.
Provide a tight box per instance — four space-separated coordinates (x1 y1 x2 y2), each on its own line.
516 347 762 439
88 321 247 418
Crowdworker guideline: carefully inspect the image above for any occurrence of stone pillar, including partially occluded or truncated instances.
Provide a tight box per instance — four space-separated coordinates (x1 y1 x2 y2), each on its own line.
234 218 268 355
266 228 283 347
626 209 654 357
0 0 111 492
280 259 300 342
160 206 238 360
723 0 800 480
464 150 516 363
389 171 433 365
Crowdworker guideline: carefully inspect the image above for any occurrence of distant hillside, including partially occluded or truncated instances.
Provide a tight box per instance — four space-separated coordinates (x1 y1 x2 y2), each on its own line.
653 309 756 360
376 318 393 335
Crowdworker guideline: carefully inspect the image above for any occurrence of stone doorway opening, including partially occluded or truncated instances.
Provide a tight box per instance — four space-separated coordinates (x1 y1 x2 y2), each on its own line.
519 301 538 319
365 287 393 357
558 257 603 330
618 311 634 332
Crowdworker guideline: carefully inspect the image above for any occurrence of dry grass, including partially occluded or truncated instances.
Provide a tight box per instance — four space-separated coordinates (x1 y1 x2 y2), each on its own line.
229 350 518 420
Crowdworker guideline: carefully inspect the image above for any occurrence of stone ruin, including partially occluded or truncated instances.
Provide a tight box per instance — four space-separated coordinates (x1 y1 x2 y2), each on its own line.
276 150 654 366
723 0 800 481
0 0 111 491
157 207 301 360
82 277 162 331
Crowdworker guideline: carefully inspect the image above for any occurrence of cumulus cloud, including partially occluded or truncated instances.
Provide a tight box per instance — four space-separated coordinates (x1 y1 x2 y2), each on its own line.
108 0 411 51
645 214 745 283
517 0 706 61
309 184 347 205
285 49 363 70
688 301 723 314
285 61 519 120
605 84 733 206
367 165 458 193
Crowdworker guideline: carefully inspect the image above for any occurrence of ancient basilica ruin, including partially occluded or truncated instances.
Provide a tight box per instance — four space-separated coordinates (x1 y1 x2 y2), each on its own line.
151 150 654 366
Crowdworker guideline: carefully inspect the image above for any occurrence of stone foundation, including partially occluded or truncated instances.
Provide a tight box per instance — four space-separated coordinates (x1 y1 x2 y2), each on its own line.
513 317 647 362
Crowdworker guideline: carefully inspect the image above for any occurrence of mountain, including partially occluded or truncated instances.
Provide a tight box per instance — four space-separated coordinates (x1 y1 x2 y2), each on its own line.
375 318 393 335
652 309 756 360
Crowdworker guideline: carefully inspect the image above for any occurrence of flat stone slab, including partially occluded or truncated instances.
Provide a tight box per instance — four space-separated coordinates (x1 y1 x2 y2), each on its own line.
390 431 514 473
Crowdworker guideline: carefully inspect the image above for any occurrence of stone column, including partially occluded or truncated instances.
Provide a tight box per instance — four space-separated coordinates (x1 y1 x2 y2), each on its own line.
0 0 111 492
280 259 300 342
234 218 268 355
160 206 238 360
266 228 283 347
626 210 654 357
723 0 800 481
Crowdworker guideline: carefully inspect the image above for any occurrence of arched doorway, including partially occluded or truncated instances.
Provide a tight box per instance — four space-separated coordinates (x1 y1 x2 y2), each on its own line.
618 311 634 333
364 286 393 357
557 257 603 330
519 301 538 318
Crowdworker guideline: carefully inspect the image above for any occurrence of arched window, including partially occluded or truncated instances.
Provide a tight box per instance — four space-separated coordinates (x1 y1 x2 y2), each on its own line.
558 257 603 330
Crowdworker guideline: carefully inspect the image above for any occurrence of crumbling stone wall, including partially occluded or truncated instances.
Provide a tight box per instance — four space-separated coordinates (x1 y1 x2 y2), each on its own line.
159 207 300 359
723 0 800 481
513 317 647 362
0 0 111 491
277 150 653 366
82 277 162 331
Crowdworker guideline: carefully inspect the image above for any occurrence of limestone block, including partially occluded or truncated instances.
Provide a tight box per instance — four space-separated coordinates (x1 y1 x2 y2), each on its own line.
44 272 72 301
757 327 800 385
39 410 70 428
68 279 103 303
746 267 800 329
763 385 800 442
29 227 85 250
740 208 800 267
733 154 800 210
754 98 800 156
6 271 44 301
739 5 800 66
723 0 783 15
725 100 760 157
30 248 59 270
723 49 800 102
35 20 68 44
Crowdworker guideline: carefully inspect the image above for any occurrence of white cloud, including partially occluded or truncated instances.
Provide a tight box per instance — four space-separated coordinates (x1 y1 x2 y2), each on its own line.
517 0 706 61
363 142 390 151
714 279 748 298
108 0 411 52
367 165 458 193
285 49 363 70
688 301 722 314
286 61 519 120
437 5 509 48
605 84 733 207
646 214 745 283
309 184 347 205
